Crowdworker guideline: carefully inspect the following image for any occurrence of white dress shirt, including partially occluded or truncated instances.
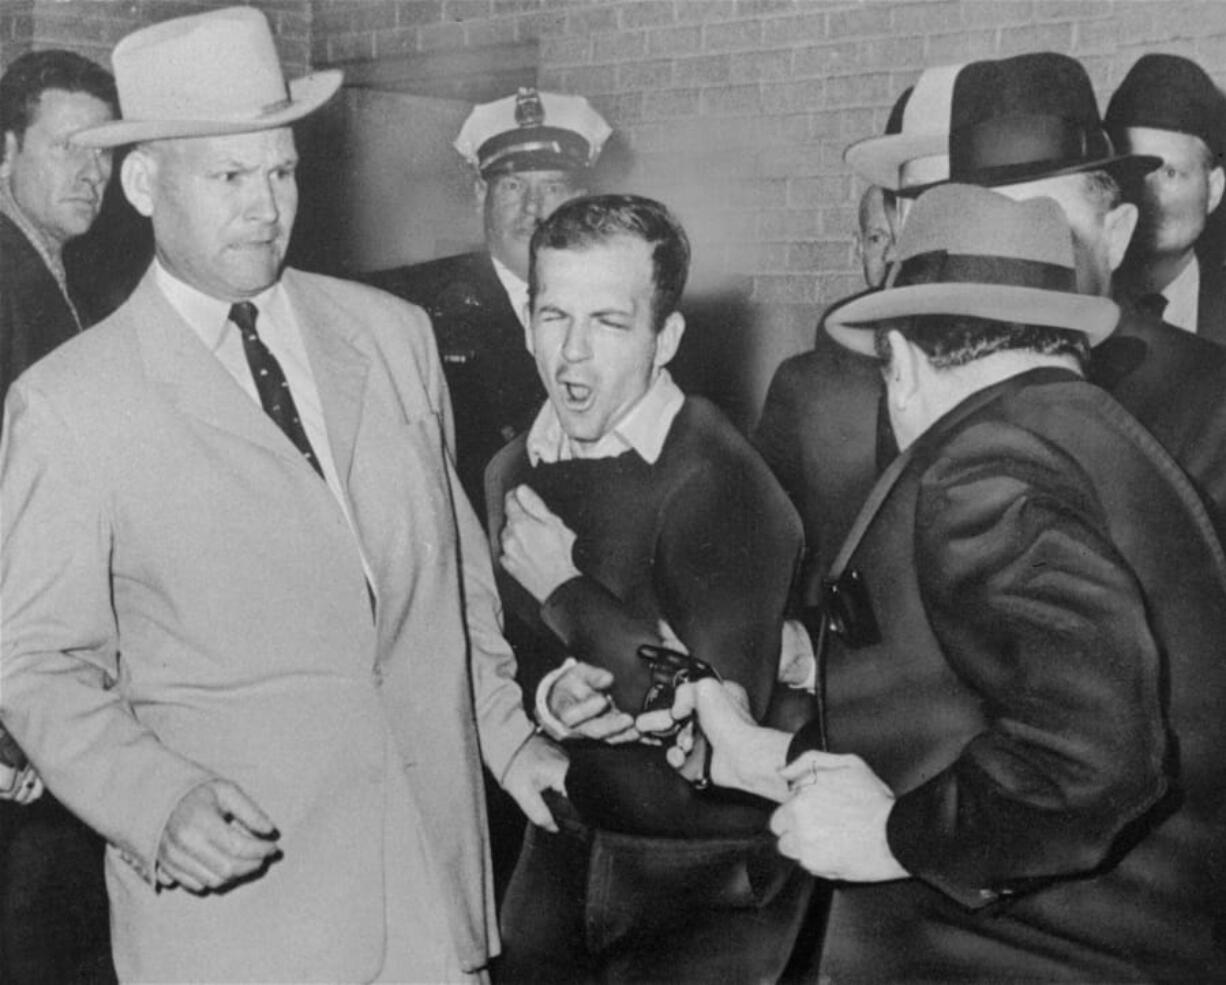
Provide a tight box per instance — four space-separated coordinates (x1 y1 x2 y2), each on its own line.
1161 254 1200 334
153 262 373 585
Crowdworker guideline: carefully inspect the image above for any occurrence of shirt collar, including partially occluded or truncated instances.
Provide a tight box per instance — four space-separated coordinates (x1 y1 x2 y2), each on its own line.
1162 253 1199 334
526 368 685 466
153 259 281 351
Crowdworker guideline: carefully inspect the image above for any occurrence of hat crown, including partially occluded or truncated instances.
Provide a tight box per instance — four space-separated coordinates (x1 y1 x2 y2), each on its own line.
895 184 1075 273
1105 53 1226 158
114 7 289 123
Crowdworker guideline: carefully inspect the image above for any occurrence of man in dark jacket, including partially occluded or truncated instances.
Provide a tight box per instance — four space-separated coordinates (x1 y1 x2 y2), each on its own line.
0 48 118 985
650 184 1226 983
370 87 610 522
1106 53 1226 341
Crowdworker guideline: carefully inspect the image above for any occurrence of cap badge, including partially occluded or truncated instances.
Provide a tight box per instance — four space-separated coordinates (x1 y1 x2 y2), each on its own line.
515 87 546 128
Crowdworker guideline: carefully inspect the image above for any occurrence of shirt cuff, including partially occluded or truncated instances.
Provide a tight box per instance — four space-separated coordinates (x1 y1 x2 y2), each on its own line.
779 618 817 692
534 657 578 741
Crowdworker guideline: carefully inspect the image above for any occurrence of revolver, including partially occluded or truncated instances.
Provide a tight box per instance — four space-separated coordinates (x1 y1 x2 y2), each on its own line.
637 644 722 788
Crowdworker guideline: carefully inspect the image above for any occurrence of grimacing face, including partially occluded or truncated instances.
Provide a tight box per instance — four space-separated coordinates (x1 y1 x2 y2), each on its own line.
2 88 114 249
478 169 582 280
1121 126 1225 260
121 127 298 300
528 236 683 449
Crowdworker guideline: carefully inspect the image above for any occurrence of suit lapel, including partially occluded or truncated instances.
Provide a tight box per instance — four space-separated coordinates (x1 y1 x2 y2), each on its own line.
282 270 370 486
133 270 302 467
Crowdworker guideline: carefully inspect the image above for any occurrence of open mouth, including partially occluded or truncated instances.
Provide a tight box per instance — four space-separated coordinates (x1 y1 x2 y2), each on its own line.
560 379 593 408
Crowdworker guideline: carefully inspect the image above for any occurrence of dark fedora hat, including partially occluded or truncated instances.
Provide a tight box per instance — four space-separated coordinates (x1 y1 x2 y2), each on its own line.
945 52 1159 188
1105 53 1226 162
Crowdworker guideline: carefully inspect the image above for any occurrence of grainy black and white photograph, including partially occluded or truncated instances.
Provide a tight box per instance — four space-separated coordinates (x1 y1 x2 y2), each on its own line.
0 1 1224 982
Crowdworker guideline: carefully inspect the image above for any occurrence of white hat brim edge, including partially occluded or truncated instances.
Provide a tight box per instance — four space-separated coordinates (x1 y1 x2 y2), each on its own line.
844 131 948 189
73 70 343 148
825 283 1120 355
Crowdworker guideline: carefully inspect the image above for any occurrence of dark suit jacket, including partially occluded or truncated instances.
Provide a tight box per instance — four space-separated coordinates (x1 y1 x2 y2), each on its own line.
0 213 88 424
753 331 895 604
792 369 1226 982
1196 256 1226 344
369 251 544 522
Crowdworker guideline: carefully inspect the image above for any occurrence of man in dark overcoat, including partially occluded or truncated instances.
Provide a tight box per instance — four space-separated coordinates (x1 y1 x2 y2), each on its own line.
647 184 1226 983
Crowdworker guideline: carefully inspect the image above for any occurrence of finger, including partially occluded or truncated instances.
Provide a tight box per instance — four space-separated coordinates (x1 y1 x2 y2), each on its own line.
675 720 696 755
512 484 554 522
634 708 678 735
601 723 642 745
214 783 278 840
558 693 616 728
157 848 216 893
668 682 699 721
517 787 559 834
665 745 687 770
569 661 615 690
504 488 528 521
571 710 636 741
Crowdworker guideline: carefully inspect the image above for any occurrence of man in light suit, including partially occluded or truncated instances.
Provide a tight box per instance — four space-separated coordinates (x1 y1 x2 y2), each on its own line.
0 8 564 983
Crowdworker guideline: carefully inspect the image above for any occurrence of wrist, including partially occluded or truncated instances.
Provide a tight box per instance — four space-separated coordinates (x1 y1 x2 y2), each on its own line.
724 725 793 803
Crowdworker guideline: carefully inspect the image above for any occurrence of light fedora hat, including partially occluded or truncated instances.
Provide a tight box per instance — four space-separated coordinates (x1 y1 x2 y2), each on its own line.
75 6 341 148
825 183 1119 355
843 63 964 194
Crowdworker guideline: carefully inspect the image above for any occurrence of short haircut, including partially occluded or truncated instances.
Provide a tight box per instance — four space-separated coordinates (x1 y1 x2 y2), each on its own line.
873 315 1090 370
528 193 691 331
0 50 117 154
1082 169 1123 215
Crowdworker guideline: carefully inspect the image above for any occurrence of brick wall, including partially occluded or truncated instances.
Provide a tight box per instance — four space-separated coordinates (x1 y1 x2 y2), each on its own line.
10 0 1226 404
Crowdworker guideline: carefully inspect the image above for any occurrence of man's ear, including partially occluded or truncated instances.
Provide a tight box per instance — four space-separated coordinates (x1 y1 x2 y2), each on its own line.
120 148 157 218
653 311 686 370
885 330 920 409
1209 165 1225 215
474 177 488 216
1103 201 1139 273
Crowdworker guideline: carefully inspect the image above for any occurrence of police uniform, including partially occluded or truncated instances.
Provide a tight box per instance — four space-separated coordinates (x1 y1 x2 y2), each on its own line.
370 88 610 523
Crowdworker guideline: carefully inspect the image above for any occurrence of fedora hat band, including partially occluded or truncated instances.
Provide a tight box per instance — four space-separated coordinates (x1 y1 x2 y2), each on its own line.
894 250 1078 295
951 114 1115 181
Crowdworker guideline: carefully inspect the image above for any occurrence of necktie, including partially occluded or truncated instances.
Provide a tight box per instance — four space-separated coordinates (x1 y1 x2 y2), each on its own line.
229 301 324 478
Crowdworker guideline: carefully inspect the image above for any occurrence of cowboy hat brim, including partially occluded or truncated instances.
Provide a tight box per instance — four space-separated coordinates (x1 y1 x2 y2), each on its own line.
844 131 949 190
73 70 343 148
824 282 1120 355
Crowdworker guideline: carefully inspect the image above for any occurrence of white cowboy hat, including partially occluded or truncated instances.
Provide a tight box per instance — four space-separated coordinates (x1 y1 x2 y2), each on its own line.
74 6 341 148
843 64 964 193
825 183 1120 354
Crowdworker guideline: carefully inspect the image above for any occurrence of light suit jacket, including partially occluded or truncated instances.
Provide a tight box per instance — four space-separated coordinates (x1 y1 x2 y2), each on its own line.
0 267 534 982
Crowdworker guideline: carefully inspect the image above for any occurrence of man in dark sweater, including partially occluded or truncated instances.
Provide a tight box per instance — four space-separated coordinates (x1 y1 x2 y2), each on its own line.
486 195 814 984
0 49 119 985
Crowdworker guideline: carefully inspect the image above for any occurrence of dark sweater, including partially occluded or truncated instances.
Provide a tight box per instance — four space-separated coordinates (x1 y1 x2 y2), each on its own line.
488 396 810 837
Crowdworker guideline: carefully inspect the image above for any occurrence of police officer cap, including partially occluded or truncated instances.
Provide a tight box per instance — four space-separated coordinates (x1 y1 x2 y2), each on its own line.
1106 53 1226 162
455 87 611 177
